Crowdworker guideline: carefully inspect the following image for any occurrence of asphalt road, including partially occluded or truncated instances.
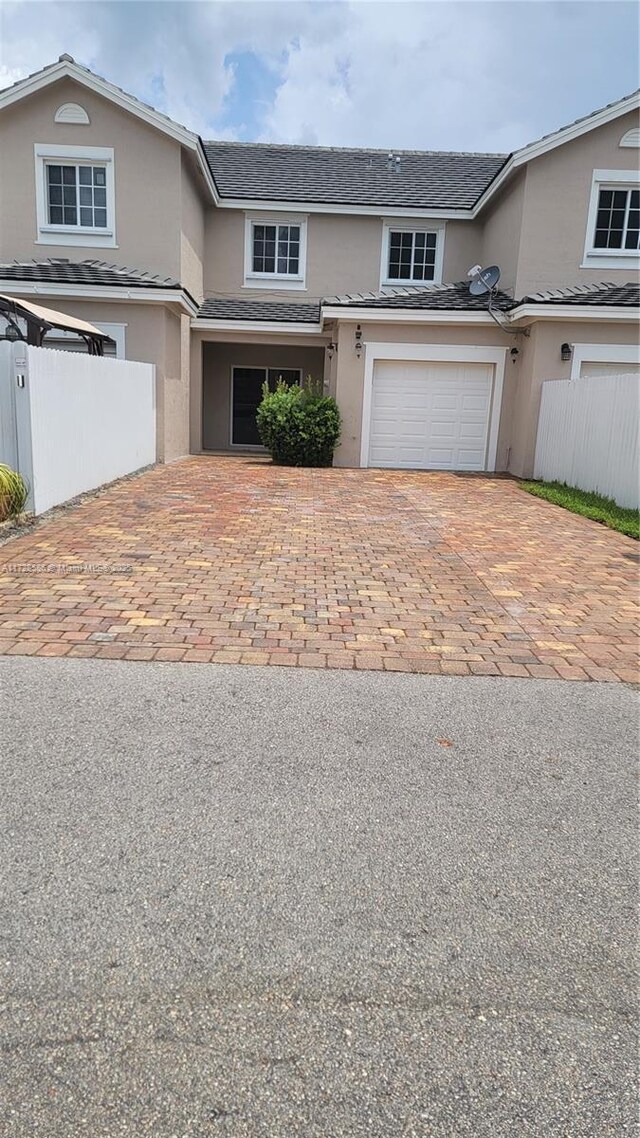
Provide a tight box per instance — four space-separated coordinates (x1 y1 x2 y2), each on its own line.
0 657 637 1137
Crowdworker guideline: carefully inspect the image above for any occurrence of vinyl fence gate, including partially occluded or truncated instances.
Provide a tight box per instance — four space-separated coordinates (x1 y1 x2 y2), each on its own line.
0 339 156 515
533 372 640 509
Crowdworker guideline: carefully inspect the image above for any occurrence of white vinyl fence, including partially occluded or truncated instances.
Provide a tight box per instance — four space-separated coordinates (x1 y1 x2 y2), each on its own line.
0 340 155 515
533 372 639 508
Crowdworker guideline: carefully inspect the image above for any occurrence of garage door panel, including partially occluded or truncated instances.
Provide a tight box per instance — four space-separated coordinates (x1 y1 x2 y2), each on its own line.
371 416 428 433
461 395 489 412
372 447 426 465
431 393 457 410
431 421 457 438
369 359 493 471
426 448 455 463
459 420 487 438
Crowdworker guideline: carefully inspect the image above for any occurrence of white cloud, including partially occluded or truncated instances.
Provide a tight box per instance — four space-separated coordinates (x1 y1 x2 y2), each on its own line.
259 1 639 151
0 0 637 152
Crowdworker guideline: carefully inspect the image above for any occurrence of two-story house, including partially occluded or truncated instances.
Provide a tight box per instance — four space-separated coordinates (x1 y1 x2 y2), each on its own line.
0 55 638 475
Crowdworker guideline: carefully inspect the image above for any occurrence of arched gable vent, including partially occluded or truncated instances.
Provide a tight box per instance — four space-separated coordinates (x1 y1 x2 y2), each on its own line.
54 102 90 125
619 127 640 148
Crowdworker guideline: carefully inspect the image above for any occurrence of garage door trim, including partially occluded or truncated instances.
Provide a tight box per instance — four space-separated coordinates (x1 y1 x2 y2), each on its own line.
360 342 507 470
570 342 640 379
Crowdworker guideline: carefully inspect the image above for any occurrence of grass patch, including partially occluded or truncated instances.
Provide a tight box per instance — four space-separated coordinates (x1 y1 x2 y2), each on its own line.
520 480 639 540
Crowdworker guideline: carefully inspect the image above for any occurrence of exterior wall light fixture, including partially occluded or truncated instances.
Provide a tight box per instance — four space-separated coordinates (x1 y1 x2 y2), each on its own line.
355 324 363 357
561 342 573 362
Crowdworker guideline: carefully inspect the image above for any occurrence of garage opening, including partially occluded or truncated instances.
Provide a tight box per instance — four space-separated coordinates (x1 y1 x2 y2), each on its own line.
368 359 495 471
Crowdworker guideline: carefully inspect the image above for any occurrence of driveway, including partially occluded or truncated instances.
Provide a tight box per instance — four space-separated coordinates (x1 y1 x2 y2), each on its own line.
0 658 637 1136
0 457 637 681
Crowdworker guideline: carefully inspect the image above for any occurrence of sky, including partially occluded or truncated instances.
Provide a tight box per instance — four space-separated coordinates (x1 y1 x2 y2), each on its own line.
0 0 638 153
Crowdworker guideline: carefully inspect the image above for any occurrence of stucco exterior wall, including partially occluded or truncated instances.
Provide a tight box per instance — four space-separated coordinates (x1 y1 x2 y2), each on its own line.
441 221 483 285
514 110 640 296
161 307 190 462
306 213 383 297
480 169 526 295
202 208 240 297
0 77 183 280
203 208 481 301
180 154 205 303
200 340 326 451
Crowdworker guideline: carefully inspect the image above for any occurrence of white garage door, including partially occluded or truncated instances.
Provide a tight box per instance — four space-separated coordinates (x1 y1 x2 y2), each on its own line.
579 360 640 378
369 359 494 470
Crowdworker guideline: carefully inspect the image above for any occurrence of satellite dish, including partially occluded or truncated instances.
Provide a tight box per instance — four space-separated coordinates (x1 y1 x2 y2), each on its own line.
469 264 501 296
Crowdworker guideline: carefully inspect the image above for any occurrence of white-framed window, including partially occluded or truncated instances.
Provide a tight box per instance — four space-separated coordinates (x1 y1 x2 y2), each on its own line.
380 220 445 287
243 214 307 289
582 169 640 270
34 143 116 248
570 343 640 379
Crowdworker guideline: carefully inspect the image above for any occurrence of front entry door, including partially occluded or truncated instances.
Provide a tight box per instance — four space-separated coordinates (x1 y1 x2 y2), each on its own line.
231 367 301 446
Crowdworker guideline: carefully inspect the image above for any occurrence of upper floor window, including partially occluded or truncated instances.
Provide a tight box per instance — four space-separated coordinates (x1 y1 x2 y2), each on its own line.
253 223 299 274
244 214 307 290
593 186 639 251
46 164 108 229
381 221 445 287
583 169 640 270
388 230 436 281
34 144 116 249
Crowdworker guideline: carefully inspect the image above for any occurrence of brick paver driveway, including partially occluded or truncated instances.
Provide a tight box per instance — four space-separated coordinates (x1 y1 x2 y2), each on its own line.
0 457 637 681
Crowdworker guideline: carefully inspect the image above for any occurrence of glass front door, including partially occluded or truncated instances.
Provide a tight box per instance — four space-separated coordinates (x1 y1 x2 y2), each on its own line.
231 367 301 446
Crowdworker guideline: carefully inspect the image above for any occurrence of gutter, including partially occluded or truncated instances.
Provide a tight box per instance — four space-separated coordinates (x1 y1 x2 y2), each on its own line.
0 280 200 317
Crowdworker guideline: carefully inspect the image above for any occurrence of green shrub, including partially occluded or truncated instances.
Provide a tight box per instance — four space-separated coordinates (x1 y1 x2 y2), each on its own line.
0 464 28 520
256 376 341 467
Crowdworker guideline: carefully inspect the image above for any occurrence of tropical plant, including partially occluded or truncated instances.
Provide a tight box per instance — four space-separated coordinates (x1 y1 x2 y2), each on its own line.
256 375 341 467
0 464 28 520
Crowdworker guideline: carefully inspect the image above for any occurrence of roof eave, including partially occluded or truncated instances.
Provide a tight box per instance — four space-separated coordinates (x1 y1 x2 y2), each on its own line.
472 90 640 217
510 302 640 324
191 317 325 335
0 277 199 316
213 197 476 219
320 305 500 324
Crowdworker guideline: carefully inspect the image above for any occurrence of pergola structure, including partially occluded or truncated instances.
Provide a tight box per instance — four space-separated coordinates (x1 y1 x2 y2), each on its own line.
0 293 113 355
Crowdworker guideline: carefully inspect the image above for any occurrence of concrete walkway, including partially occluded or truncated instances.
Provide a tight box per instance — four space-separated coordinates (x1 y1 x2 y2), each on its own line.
0 657 637 1136
0 457 637 681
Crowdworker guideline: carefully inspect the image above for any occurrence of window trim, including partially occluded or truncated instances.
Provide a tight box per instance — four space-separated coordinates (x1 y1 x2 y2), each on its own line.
582 169 640 269
243 214 308 290
34 143 117 248
229 365 302 447
380 219 445 288
570 342 640 380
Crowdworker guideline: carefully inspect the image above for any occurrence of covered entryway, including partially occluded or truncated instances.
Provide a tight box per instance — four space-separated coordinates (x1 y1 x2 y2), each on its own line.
369 359 494 470
200 341 327 452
